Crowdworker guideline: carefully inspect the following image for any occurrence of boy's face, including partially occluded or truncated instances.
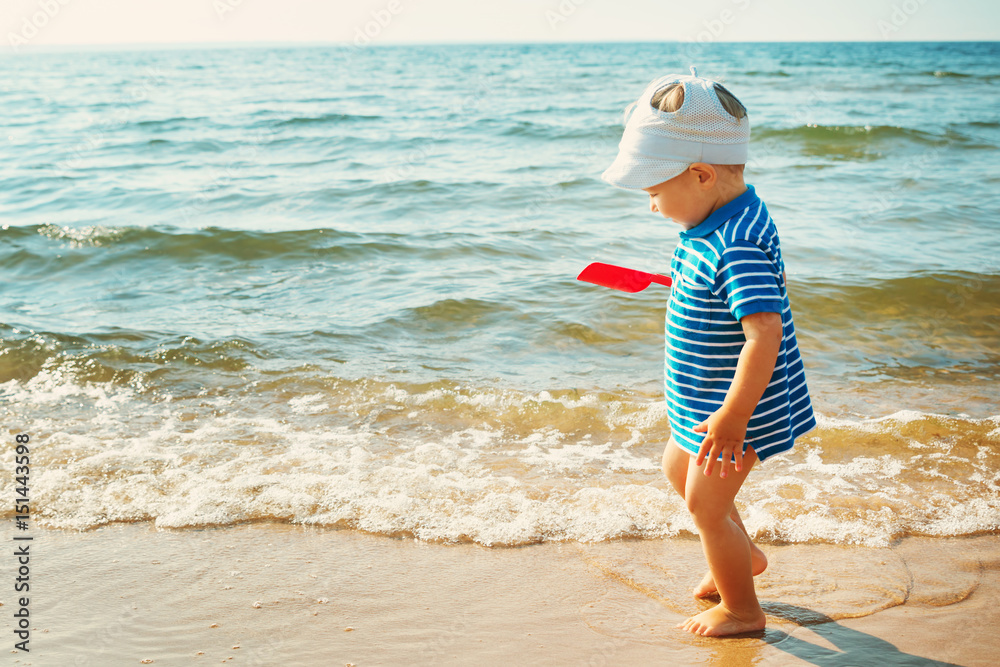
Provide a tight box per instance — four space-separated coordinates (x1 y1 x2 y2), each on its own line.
642 167 713 230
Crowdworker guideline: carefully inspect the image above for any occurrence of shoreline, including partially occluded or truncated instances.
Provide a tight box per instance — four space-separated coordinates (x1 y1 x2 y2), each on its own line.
9 522 1000 665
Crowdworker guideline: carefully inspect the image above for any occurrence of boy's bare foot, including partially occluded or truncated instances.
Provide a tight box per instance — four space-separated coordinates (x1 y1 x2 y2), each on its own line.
693 545 768 598
676 602 766 637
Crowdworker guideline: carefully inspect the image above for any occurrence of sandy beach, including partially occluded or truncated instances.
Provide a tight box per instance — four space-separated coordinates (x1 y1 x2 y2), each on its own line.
9 523 999 666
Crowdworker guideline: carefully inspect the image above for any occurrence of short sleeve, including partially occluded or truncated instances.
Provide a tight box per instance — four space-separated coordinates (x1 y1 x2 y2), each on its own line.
712 241 783 321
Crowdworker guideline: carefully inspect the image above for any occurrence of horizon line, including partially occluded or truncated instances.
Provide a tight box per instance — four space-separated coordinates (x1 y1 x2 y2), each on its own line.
4 37 998 55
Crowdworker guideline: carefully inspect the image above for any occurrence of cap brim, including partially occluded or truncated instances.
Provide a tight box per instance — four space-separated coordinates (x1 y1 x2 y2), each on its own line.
600 152 690 190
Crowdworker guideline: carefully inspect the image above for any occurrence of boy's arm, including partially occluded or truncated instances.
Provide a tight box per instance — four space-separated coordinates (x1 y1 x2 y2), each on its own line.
693 310 783 478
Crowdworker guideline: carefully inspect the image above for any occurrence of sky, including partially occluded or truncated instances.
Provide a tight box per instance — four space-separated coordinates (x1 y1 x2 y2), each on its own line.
3 0 998 51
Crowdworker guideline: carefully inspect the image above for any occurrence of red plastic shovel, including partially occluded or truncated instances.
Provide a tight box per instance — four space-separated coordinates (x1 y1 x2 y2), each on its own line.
577 262 672 293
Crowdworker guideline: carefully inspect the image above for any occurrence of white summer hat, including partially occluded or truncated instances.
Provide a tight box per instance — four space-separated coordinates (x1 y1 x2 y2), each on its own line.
601 66 750 190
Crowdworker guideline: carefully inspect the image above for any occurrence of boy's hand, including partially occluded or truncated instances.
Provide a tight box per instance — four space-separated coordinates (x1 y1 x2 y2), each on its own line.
693 408 747 478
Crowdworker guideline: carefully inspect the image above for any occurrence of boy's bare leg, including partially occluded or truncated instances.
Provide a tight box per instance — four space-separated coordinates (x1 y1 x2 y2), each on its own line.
694 502 768 598
676 446 766 636
661 440 768 598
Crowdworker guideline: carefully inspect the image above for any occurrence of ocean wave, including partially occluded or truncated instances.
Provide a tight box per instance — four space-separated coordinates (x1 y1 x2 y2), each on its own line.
1 371 997 546
465 116 620 141
4 220 572 267
754 125 993 161
376 298 518 331
4 222 416 262
928 70 973 78
0 324 265 388
753 123 948 146
744 70 792 77
791 272 1000 326
133 115 212 129
274 111 383 127
500 120 612 140
753 124 996 156
789 272 1000 381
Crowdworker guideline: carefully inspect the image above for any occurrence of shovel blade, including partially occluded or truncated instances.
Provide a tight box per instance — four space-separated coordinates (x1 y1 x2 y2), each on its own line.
577 262 671 293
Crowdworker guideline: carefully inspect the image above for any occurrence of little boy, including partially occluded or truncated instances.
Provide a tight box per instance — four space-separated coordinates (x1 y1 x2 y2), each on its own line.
600 68 816 637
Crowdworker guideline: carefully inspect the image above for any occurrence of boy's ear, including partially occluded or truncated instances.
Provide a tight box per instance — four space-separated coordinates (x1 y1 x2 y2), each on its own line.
689 162 717 187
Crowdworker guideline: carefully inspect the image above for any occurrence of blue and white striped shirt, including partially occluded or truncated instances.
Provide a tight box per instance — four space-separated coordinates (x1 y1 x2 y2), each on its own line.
664 184 816 463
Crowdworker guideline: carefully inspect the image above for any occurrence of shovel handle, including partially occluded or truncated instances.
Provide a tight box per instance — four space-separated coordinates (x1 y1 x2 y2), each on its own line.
650 273 672 287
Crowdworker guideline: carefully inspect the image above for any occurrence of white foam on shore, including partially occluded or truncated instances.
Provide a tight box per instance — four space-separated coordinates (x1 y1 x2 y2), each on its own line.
2 373 998 547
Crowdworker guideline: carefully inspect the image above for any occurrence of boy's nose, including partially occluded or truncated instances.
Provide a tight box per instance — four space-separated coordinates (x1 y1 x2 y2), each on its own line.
649 198 658 213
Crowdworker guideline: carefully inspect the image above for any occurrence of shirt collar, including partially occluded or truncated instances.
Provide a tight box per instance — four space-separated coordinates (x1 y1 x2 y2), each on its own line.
679 183 758 239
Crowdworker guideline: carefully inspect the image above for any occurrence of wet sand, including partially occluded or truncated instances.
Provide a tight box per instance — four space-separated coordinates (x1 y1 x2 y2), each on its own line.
10 523 1000 666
